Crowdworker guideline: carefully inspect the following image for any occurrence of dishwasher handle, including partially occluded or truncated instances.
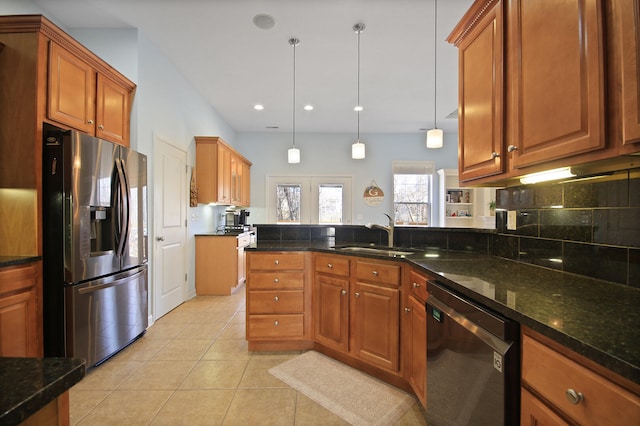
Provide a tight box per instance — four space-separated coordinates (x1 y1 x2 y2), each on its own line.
427 294 513 356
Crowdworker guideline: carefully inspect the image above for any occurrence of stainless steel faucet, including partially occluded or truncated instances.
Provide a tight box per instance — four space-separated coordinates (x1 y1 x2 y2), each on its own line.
366 213 395 247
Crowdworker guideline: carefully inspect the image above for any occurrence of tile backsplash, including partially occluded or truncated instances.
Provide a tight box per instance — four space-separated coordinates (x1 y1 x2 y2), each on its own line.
493 168 640 288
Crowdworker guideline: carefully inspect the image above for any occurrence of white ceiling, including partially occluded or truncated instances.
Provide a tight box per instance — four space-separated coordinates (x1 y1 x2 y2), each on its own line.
30 0 474 134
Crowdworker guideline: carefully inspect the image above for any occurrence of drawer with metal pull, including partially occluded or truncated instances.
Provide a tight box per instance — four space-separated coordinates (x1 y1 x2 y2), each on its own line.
314 254 350 277
248 290 304 314
248 314 304 339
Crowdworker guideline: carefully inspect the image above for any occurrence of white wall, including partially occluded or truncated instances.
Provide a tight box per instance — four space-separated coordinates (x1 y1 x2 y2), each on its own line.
236 131 459 226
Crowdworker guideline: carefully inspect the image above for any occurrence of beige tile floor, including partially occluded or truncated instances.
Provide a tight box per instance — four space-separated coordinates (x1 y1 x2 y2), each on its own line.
70 289 426 425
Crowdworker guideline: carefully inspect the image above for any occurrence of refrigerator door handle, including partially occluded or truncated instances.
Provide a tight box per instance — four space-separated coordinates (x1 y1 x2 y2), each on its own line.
120 157 131 253
77 268 145 294
114 158 129 257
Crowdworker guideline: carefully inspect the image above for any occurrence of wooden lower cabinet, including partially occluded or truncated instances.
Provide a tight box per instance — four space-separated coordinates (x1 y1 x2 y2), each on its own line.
196 234 251 295
246 252 312 350
314 254 350 353
521 327 640 425
0 262 41 357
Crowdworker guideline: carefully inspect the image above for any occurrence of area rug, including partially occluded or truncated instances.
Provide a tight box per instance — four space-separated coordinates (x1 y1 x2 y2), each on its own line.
268 351 415 426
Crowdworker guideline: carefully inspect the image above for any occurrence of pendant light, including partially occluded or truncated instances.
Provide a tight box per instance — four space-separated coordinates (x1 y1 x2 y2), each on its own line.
427 0 443 149
288 37 301 164
352 23 366 159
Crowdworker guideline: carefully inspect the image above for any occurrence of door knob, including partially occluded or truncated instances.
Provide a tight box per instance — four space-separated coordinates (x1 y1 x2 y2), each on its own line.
156 236 165 241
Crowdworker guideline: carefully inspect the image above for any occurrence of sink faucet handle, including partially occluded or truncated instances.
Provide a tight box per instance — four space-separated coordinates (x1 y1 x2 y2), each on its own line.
384 213 393 225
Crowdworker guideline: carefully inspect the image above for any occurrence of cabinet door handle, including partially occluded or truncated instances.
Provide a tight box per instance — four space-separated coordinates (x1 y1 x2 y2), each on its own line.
404 307 411 313
327 263 333 269
98 124 105 130
372 271 378 276
412 282 420 288
274 259 279 265
88 119 94 125
491 151 500 159
274 320 279 326
341 290 347 296
565 389 584 405
274 296 279 302
354 292 361 298
274 278 279 283
507 144 518 153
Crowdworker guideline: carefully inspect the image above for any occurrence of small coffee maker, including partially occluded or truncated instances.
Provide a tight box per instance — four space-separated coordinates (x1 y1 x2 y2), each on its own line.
238 210 250 225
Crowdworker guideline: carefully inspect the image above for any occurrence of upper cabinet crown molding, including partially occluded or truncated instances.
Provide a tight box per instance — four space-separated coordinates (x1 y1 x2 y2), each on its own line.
447 0 501 46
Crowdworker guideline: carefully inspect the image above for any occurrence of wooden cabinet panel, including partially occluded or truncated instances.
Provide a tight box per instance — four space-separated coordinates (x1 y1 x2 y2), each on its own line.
507 0 605 169
96 74 129 146
409 270 429 303
352 281 400 372
354 260 401 287
249 252 305 271
248 272 304 290
241 160 251 207
314 274 349 353
314 254 350 277
217 144 231 204
196 236 245 295
0 263 39 357
453 0 504 181
247 314 304 340
48 41 96 135
522 333 640 425
249 290 304 314
521 387 569 426
407 294 427 409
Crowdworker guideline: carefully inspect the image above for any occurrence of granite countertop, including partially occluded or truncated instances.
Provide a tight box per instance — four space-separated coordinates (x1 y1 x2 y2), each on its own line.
248 241 640 385
0 357 85 425
0 256 41 268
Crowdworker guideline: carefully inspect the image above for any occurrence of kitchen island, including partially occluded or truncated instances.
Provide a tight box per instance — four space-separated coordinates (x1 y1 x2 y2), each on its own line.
0 356 85 425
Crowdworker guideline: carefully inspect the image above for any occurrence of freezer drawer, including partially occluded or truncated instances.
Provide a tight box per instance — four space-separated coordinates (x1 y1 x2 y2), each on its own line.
66 266 148 367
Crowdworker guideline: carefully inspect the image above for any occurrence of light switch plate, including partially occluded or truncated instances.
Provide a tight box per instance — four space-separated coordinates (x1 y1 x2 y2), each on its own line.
507 210 517 230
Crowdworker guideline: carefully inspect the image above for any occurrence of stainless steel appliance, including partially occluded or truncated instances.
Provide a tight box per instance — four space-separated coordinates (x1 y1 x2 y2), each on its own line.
42 123 148 368
426 281 519 425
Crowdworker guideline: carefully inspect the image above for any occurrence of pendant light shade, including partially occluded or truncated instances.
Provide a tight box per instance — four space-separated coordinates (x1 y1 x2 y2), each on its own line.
427 0 443 149
288 37 301 164
352 23 366 159
426 128 443 148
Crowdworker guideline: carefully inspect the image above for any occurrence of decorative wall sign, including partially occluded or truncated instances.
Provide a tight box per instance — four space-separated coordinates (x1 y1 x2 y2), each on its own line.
363 181 384 207
190 166 198 207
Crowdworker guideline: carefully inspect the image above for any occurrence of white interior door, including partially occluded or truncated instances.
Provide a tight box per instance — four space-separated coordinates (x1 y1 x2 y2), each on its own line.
153 136 187 320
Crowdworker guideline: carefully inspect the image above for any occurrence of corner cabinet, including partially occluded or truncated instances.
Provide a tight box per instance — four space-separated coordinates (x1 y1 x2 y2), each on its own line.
246 252 313 351
195 136 252 206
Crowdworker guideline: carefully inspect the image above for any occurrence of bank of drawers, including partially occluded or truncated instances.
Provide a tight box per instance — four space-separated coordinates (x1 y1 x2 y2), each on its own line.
247 252 306 340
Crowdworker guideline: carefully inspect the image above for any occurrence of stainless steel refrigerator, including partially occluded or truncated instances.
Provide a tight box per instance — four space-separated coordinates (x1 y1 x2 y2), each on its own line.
42 123 148 368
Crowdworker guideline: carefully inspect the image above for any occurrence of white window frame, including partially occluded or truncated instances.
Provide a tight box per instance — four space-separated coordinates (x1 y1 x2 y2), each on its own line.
392 161 435 227
266 176 353 224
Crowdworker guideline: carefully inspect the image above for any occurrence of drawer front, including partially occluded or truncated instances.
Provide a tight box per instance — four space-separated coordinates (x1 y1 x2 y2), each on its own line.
249 290 304 314
522 335 640 425
248 314 304 339
248 272 304 290
355 260 401 286
314 254 350 277
409 270 429 302
249 252 305 271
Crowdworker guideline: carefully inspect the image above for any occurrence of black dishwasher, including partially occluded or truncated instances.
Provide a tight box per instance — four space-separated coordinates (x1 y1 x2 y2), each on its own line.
426 281 519 426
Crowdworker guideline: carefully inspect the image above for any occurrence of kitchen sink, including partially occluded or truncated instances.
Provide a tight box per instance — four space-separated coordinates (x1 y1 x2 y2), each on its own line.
334 246 415 257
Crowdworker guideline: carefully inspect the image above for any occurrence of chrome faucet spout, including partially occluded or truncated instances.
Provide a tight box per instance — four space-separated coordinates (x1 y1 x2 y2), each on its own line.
368 214 394 247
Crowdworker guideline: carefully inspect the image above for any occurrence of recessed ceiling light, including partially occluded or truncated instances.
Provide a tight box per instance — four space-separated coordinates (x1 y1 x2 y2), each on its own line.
253 14 275 30
304 105 314 111
254 104 264 110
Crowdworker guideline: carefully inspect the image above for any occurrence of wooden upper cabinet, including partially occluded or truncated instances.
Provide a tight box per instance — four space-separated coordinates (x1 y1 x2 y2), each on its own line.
47 40 134 146
195 136 251 206
608 0 640 152
96 74 130 146
48 42 96 135
449 0 504 182
506 0 605 169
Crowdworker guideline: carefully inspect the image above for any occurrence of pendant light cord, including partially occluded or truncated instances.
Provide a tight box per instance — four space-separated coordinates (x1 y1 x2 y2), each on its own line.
433 0 438 129
357 27 360 140
289 38 299 149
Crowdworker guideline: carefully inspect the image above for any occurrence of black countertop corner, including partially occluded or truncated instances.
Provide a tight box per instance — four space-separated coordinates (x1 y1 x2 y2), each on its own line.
0 357 85 425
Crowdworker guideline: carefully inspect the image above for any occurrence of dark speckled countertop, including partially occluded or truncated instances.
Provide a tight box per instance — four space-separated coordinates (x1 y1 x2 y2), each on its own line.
0 357 85 425
0 256 41 268
249 241 640 385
